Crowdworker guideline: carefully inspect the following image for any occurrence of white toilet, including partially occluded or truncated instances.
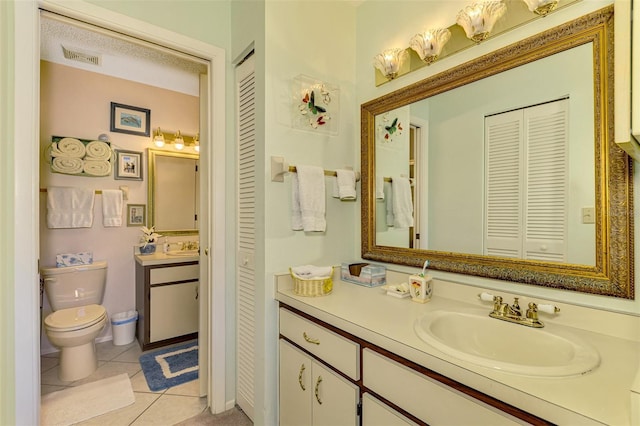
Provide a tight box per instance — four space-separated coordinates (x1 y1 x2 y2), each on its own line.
41 261 108 381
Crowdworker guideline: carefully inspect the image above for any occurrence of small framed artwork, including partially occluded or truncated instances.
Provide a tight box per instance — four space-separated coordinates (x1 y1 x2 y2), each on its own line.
110 102 151 137
115 149 143 181
127 204 146 226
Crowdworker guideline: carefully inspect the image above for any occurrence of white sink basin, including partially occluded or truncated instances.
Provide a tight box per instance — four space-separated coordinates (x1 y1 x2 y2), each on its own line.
165 250 199 257
414 310 600 377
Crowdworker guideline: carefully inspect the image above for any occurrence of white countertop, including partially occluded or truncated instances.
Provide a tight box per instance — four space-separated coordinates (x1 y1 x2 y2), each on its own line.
275 271 640 425
134 252 199 266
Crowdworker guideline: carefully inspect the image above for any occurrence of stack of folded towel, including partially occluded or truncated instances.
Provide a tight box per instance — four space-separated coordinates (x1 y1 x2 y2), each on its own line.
50 137 112 177
291 265 333 279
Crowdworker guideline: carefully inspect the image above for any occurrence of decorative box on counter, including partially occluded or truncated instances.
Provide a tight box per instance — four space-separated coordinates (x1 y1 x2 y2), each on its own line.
340 262 386 287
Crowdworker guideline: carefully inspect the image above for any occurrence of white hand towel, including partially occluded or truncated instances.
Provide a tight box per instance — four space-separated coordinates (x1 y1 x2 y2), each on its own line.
47 187 95 228
291 265 332 279
102 189 123 227
385 181 394 227
291 165 326 232
376 176 385 200
335 169 357 200
391 176 414 229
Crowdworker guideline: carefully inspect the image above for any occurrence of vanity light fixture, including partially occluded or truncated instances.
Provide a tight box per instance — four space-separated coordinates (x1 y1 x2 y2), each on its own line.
410 28 451 65
193 133 200 153
373 48 407 80
456 1 507 43
153 127 166 148
173 130 184 150
521 0 558 16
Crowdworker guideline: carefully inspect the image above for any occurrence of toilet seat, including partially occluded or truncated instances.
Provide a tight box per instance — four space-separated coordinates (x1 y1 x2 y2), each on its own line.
45 304 106 332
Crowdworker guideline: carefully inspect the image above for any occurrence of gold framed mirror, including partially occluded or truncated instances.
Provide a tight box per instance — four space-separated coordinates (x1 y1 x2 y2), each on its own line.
361 6 634 298
147 149 199 235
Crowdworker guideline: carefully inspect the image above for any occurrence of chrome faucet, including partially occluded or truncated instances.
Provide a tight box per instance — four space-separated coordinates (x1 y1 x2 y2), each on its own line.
480 292 559 328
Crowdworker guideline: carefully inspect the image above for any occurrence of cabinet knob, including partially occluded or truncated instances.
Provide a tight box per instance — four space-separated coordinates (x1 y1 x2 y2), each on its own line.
298 364 306 391
314 376 323 405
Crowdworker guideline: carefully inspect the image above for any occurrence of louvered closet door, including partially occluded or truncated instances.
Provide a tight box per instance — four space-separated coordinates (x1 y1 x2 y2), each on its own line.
484 110 524 258
236 53 256 420
523 99 569 261
484 99 568 261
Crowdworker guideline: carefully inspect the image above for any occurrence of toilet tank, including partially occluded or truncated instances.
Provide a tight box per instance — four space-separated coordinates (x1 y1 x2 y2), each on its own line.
41 261 107 311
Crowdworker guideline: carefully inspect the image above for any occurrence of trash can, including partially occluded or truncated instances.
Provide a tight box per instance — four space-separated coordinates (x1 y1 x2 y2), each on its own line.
111 310 138 346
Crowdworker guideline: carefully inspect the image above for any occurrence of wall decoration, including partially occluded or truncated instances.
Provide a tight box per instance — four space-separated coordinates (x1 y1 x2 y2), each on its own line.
375 111 405 150
127 204 146 226
292 75 339 135
110 102 151 137
48 136 112 177
115 149 143 181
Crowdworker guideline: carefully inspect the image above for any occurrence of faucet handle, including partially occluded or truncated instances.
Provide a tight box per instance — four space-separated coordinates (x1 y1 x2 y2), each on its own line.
537 304 560 314
478 292 495 302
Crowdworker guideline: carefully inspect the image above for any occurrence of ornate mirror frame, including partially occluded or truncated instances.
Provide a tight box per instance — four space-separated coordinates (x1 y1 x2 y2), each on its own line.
361 6 634 298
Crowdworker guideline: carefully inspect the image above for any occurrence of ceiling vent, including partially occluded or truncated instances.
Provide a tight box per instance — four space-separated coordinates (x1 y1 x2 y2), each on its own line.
61 45 101 66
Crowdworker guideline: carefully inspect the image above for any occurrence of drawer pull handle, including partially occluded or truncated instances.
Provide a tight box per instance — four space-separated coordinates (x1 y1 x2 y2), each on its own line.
314 376 323 404
298 364 306 391
303 332 320 345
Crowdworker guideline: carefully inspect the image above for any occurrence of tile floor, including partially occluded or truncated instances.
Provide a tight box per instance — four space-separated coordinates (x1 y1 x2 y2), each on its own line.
41 339 208 425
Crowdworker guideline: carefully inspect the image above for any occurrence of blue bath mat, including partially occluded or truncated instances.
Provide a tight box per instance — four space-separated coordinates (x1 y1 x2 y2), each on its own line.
139 340 198 391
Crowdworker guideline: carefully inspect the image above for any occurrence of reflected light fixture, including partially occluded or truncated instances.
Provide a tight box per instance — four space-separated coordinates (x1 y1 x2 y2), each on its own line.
173 130 184 150
373 48 407 80
456 1 507 43
522 0 558 16
193 133 200 152
153 127 165 148
410 28 451 65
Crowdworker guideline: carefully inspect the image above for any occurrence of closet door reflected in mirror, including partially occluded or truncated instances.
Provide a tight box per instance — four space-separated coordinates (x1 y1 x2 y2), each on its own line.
148 149 199 235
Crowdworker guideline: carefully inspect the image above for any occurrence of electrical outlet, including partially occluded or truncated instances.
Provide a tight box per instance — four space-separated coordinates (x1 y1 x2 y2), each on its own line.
582 207 595 224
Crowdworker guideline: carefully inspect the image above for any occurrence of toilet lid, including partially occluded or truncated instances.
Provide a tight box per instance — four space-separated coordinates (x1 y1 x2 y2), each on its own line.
45 304 106 331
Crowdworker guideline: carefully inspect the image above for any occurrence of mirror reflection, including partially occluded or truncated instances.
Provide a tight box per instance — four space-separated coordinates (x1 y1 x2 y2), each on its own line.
375 43 595 266
361 7 634 298
147 149 199 235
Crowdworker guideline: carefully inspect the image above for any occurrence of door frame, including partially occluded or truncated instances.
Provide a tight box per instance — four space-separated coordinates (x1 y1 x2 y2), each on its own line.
13 0 227 421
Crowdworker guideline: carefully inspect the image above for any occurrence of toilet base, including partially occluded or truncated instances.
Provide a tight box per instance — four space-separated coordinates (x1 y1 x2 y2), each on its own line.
57 341 98 382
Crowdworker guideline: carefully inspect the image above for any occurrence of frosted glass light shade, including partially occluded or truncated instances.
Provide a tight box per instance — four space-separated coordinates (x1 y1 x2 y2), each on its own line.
153 127 165 148
373 48 407 80
410 28 451 65
173 131 184 150
522 0 558 15
456 1 507 43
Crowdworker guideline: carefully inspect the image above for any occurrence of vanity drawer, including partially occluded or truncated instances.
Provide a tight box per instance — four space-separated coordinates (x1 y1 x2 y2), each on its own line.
150 264 199 285
279 308 360 380
363 349 521 425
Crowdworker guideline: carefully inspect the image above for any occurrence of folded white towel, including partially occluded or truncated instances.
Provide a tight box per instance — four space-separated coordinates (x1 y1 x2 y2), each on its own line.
56 252 93 267
84 141 112 160
47 187 95 228
291 265 333 279
291 165 326 232
335 169 356 201
102 189 123 227
392 176 414 229
376 176 385 200
50 138 85 158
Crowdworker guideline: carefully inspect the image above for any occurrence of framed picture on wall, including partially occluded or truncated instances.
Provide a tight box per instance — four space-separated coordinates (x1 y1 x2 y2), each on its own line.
110 102 151 137
115 149 143 180
127 204 146 226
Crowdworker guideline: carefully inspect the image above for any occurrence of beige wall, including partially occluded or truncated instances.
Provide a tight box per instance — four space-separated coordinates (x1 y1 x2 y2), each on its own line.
39 60 199 352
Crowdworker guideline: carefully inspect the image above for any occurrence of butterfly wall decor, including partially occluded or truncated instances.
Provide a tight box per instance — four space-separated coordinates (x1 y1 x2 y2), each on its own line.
293 75 339 135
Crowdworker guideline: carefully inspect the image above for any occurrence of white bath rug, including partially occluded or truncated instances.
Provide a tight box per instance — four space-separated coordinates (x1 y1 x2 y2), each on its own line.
40 373 135 425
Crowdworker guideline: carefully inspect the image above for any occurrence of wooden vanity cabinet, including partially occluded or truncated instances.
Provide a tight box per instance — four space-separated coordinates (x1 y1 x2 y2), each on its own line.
135 261 199 351
278 304 552 426
279 307 360 426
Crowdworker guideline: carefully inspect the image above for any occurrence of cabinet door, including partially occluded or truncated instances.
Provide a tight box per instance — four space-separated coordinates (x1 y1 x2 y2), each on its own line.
150 282 199 342
280 340 312 426
362 393 417 426
311 360 359 426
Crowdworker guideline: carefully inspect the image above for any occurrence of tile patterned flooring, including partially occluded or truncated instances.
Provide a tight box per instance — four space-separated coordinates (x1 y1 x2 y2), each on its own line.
41 340 208 425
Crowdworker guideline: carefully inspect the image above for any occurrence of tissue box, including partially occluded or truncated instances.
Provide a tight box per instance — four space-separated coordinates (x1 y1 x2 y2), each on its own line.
340 263 386 287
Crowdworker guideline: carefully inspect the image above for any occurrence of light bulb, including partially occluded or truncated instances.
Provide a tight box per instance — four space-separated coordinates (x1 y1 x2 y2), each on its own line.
174 131 184 150
153 127 165 147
